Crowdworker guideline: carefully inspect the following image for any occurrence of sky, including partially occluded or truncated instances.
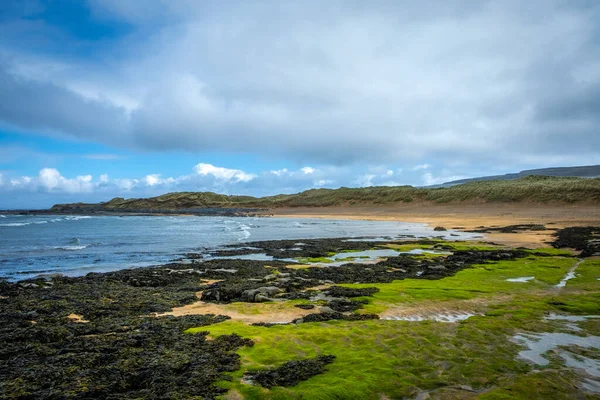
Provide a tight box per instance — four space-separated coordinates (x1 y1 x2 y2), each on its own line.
0 0 599 208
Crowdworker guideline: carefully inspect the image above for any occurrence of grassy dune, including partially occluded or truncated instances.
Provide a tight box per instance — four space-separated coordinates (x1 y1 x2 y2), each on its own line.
51 176 600 212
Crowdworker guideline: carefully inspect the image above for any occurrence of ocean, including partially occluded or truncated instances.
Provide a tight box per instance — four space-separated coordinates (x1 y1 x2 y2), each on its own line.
0 214 478 280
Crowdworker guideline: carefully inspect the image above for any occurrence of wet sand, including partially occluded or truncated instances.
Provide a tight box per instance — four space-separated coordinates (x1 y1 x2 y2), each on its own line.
267 203 600 248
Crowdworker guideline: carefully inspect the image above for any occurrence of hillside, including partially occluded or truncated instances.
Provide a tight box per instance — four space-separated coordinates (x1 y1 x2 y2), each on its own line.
49 176 600 213
441 164 600 186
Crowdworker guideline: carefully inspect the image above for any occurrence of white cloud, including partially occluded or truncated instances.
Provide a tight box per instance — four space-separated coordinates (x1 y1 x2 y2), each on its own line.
193 163 255 182
144 174 161 186
1 1 598 168
412 164 431 171
356 174 376 187
38 168 61 190
33 168 95 193
301 167 315 175
270 168 288 176
422 172 469 186
315 179 333 187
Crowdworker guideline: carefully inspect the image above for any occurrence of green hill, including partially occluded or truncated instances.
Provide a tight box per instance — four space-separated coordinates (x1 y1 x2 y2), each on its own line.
50 176 600 213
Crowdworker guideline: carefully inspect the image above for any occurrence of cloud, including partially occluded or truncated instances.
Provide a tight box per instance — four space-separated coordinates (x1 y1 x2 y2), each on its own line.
1 161 433 206
193 163 255 182
412 164 431 171
0 0 598 167
422 172 469 186
36 168 94 193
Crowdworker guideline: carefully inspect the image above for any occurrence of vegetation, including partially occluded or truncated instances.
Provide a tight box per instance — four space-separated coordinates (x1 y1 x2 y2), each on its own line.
188 247 599 399
2 235 598 399
50 176 600 212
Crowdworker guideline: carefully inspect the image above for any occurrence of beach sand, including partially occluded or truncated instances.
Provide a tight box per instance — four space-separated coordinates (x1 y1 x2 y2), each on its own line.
266 203 600 248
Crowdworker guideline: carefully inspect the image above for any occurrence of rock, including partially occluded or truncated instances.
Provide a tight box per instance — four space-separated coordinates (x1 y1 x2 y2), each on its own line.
245 355 336 388
295 312 379 323
327 299 368 312
294 304 315 310
324 286 379 297
33 273 64 281
427 265 447 270
582 239 600 257
241 286 282 302
262 274 278 282
254 294 275 302
433 226 447 231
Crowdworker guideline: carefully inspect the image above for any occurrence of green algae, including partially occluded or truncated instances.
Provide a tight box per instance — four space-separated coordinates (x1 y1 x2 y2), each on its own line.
185 245 598 399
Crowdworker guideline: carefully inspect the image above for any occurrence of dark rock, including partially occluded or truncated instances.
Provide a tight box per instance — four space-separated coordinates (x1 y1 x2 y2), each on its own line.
552 226 600 257
472 224 547 233
327 299 368 312
293 312 379 324
324 286 379 297
294 304 315 310
246 355 336 388
433 226 447 231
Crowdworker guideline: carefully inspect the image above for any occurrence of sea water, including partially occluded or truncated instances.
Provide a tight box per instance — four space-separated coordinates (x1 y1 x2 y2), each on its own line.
0 214 476 280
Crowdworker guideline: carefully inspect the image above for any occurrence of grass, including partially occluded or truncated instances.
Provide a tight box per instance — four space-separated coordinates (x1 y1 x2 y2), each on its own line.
348 255 576 314
190 292 598 399
296 257 334 264
52 176 600 211
182 243 599 399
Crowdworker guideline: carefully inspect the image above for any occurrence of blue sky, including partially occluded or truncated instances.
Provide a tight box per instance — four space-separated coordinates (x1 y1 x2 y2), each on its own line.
1 0 599 208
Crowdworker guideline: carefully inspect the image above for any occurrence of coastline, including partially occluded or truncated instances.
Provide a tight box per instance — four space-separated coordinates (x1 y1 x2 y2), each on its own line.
1 225 599 398
265 203 600 248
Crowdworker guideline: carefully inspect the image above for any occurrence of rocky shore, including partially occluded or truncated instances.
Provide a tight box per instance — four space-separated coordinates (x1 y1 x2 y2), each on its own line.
1 227 598 399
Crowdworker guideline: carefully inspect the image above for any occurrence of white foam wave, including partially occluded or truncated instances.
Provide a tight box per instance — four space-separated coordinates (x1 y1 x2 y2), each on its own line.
54 245 90 251
0 215 6 218
65 216 93 221
0 222 30 227
236 224 252 240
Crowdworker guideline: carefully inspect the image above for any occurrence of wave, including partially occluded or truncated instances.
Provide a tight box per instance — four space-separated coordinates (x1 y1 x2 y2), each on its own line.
65 216 93 221
0 215 5 218
236 224 252 240
53 245 90 251
0 222 30 227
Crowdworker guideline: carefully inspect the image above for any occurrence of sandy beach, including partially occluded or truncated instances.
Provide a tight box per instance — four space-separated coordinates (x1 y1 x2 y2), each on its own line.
268 203 600 247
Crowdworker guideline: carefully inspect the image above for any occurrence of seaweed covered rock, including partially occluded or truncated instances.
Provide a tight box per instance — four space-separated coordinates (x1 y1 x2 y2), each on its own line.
327 299 368 312
293 312 379 324
552 226 600 256
472 224 547 233
246 355 336 388
294 304 315 310
324 286 379 297
0 314 253 399
226 238 392 259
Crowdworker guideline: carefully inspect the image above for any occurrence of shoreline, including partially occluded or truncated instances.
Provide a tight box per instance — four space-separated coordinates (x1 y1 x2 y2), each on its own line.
2 227 599 398
265 204 600 248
